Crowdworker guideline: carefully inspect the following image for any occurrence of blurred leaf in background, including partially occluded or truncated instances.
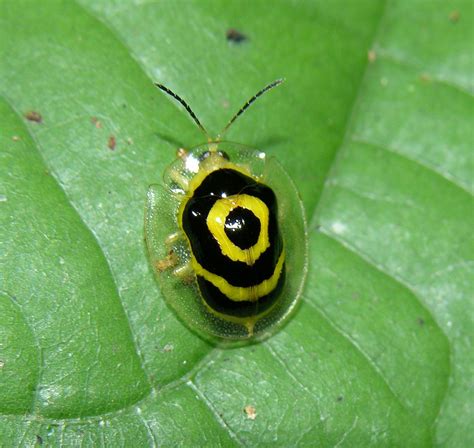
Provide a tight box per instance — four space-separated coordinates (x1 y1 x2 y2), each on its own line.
0 0 472 446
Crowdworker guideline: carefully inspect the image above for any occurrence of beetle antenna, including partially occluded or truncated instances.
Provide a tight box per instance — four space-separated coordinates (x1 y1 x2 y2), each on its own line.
217 78 285 140
155 83 209 138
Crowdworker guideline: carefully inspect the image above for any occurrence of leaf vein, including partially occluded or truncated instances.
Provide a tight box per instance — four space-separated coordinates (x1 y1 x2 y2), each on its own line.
303 298 411 417
374 47 474 98
351 136 472 195
314 226 451 425
0 92 154 413
309 0 390 224
186 380 244 447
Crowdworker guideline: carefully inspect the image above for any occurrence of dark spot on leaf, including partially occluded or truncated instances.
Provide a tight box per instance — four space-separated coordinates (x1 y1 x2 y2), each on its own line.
25 110 42 123
417 317 425 326
36 435 43 445
108 135 116 150
336 395 344 402
226 28 247 43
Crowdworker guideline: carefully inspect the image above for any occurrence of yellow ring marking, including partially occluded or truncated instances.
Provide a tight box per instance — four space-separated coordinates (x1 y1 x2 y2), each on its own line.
192 250 285 302
206 194 270 265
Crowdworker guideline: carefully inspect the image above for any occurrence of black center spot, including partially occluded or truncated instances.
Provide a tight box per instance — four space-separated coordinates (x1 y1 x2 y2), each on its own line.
224 207 260 250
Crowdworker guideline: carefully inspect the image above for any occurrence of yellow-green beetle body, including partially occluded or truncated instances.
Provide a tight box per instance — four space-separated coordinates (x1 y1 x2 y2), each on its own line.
145 81 307 340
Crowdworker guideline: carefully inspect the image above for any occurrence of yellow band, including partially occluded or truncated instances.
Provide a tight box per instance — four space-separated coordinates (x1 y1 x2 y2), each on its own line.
192 250 285 302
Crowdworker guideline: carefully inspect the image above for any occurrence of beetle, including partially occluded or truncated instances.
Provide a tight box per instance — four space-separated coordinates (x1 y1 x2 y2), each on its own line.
145 80 307 340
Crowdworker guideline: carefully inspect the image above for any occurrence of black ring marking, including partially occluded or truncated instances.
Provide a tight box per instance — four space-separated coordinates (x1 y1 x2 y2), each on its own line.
182 168 282 287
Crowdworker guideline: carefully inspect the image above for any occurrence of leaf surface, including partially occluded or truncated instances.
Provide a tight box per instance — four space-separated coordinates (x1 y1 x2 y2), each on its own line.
0 0 471 446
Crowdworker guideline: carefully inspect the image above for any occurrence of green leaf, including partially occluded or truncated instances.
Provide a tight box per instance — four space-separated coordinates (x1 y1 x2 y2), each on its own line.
0 0 471 446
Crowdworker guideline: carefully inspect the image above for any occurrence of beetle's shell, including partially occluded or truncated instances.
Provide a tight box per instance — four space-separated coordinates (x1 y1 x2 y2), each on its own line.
145 142 307 340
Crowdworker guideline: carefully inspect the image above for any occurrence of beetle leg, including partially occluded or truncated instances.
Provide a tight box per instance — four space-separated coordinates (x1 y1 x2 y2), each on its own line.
168 169 189 191
166 147 191 191
155 249 179 273
173 262 195 283
155 231 187 273
165 231 184 247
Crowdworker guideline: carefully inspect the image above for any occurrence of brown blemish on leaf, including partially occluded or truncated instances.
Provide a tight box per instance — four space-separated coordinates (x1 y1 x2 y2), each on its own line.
226 28 247 43
417 317 425 326
420 73 432 83
24 110 42 123
449 10 460 23
91 116 102 128
108 135 116 151
368 49 377 63
163 343 174 353
244 405 257 420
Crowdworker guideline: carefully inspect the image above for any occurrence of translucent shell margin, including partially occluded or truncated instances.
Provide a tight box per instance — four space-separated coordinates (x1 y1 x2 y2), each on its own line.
145 142 308 341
